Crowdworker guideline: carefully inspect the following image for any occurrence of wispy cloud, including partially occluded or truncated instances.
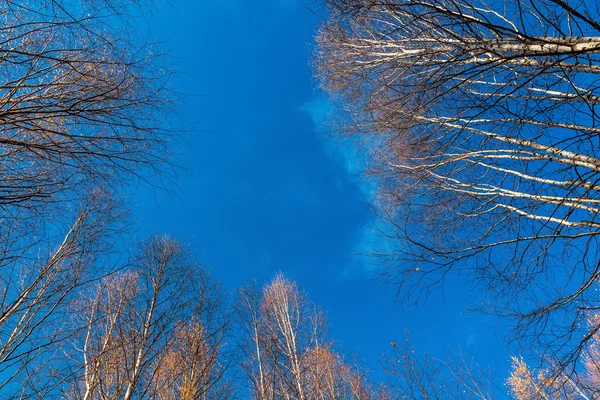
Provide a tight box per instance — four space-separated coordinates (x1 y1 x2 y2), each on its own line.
297 96 330 131
298 96 373 190
299 95 384 279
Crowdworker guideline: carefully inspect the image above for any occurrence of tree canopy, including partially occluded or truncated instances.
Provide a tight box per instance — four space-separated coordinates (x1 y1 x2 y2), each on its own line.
316 0 600 367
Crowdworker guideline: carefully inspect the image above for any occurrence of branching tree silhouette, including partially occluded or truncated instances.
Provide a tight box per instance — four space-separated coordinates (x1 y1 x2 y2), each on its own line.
316 0 600 366
0 0 179 394
0 0 175 209
381 337 496 400
53 236 233 400
237 274 375 400
0 190 122 397
508 312 600 399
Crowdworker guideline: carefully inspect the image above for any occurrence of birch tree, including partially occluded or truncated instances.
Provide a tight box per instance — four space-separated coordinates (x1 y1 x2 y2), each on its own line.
237 274 374 400
0 0 175 214
59 235 233 400
0 191 122 398
380 338 496 400
316 0 600 363
0 0 174 211
508 312 600 399
0 0 178 394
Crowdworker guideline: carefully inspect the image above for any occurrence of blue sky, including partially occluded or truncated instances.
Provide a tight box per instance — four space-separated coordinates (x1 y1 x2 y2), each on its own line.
132 0 512 388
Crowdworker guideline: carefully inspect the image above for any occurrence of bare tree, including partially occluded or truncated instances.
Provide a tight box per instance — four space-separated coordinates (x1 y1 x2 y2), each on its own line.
54 235 233 400
303 345 374 400
237 274 375 400
237 280 272 400
316 0 600 364
0 0 176 211
508 312 600 399
0 190 122 398
0 0 179 395
507 357 580 400
237 275 319 400
381 337 496 400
